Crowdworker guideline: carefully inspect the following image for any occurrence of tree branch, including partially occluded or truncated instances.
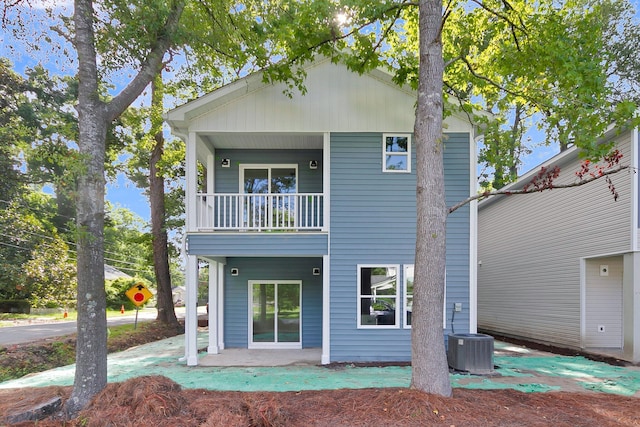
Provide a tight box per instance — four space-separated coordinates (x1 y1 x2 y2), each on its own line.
469 0 527 34
105 0 185 123
272 1 419 71
448 164 631 214
1 0 30 27
51 25 73 44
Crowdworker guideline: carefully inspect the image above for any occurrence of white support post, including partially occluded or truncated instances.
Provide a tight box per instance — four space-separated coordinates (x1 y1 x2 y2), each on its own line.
321 254 331 364
208 261 219 354
469 133 479 333
322 132 330 233
186 132 197 232
218 262 225 349
184 255 199 366
182 131 199 366
207 151 215 194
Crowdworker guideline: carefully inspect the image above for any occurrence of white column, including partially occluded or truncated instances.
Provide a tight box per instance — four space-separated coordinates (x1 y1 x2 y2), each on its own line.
207 151 215 194
322 132 330 232
184 254 199 366
218 261 225 350
182 131 199 366
186 132 198 232
207 261 219 354
469 133 480 333
321 254 330 364
321 132 331 364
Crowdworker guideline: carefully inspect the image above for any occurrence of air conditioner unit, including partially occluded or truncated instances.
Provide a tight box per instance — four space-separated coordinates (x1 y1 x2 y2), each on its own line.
447 333 494 374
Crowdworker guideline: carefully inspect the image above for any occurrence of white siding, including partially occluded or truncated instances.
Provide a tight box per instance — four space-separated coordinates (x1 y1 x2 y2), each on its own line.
478 130 634 348
584 256 623 348
186 59 470 134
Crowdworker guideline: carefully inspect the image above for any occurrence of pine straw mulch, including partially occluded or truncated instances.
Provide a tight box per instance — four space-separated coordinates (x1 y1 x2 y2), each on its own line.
2 375 639 426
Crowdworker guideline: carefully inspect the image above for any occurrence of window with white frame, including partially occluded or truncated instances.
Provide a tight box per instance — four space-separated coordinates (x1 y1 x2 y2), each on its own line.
357 265 399 328
403 265 447 329
404 265 414 328
383 134 411 172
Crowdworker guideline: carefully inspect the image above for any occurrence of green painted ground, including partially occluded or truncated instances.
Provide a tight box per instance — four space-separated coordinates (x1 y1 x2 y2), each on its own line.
2 335 639 396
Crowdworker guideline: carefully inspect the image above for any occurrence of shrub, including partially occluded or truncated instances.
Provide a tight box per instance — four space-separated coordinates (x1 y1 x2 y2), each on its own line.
105 278 153 310
0 299 31 314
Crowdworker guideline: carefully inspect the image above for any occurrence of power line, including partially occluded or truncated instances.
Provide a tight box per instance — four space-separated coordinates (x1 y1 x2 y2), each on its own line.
0 238 152 277
0 198 166 277
0 231 153 274
0 240 28 251
0 207 151 266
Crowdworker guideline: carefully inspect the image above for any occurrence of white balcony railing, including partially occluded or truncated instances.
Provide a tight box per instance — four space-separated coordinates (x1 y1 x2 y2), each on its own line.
196 193 324 231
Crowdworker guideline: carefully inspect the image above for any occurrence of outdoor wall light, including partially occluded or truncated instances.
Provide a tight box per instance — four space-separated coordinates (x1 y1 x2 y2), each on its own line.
221 158 231 168
312 268 320 275
230 268 239 276
309 160 318 170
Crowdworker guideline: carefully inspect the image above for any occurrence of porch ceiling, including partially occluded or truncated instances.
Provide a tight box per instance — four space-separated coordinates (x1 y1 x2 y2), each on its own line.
200 133 323 150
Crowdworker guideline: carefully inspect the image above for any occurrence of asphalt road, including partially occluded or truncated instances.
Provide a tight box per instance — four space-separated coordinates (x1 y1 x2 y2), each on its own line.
0 309 159 346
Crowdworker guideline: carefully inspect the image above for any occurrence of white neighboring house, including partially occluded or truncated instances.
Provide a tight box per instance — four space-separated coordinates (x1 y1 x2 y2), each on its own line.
104 264 132 281
478 126 640 363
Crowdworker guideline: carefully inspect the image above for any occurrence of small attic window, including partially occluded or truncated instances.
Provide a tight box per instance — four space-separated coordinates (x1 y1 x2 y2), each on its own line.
383 134 411 173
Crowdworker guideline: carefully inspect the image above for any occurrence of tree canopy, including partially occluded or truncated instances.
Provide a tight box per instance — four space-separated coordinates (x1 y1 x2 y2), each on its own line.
2 0 638 411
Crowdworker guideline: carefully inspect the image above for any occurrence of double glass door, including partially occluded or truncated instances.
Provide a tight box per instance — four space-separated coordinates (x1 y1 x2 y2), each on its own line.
249 281 301 349
241 165 297 229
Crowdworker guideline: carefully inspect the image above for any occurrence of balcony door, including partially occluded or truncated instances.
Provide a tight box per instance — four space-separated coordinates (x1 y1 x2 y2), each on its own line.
249 280 302 349
240 164 297 229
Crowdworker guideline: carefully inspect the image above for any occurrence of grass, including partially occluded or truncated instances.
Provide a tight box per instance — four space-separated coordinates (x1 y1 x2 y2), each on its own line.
107 323 138 339
0 321 183 382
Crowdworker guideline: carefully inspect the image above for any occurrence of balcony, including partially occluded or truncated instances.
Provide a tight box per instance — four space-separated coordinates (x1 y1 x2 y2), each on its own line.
195 193 325 232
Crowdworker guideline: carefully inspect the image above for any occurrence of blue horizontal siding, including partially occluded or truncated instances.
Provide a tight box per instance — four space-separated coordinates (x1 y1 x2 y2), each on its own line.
443 133 471 334
328 132 471 362
187 233 328 256
214 149 323 194
224 257 323 348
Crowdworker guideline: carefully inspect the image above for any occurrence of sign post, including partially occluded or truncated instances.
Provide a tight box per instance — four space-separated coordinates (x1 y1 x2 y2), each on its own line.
125 283 153 329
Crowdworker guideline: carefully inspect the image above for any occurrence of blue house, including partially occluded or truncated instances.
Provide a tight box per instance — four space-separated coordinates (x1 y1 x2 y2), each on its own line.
165 57 478 365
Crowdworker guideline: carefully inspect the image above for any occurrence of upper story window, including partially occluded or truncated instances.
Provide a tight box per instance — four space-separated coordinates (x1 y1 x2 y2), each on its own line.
383 134 411 173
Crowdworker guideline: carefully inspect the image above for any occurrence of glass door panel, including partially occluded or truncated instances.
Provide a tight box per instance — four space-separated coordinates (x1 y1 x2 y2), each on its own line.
243 168 268 228
250 281 301 347
244 169 269 194
276 283 300 343
270 168 296 194
270 167 296 228
252 283 275 343
241 165 297 229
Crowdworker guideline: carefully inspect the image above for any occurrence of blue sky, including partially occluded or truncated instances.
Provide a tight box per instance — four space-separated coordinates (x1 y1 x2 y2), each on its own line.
106 174 150 222
0 2 590 223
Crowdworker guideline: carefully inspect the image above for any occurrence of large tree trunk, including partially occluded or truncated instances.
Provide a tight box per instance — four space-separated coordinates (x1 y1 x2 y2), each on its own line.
410 0 452 397
64 0 185 417
150 77 180 328
65 0 108 415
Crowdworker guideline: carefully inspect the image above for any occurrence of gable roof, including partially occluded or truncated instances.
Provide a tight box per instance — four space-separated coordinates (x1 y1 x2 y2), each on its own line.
479 124 628 210
165 56 476 142
104 264 132 281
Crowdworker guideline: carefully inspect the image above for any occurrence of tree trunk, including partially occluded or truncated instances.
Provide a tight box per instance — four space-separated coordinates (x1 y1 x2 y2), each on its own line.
63 0 185 417
65 1 109 415
410 0 452 397
150 77 179 328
